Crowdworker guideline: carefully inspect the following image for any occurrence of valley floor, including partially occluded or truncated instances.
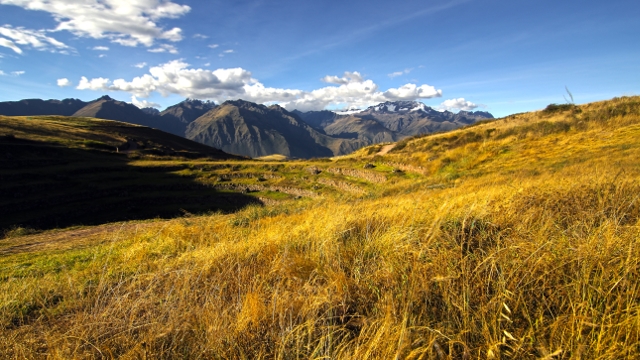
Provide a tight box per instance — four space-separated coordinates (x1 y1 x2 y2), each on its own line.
1 97 640 359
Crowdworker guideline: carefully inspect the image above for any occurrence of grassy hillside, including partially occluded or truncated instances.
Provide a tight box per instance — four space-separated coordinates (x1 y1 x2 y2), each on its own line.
0 116 252 230
2 97 640 358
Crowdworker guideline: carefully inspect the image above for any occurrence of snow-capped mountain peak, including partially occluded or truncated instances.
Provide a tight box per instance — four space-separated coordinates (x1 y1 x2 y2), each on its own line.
365 101 433 114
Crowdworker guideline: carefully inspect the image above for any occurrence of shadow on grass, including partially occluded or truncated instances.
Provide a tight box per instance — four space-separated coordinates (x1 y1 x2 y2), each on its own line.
0 136 261 232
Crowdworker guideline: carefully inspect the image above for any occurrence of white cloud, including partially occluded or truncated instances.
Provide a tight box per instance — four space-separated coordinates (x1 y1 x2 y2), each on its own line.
57 78 71 87
204 62 210 67
0 69 25 76
74 61 443 111
130 95 160 109
0 37 22 54
383 83 441 101
134 62 147 68
388 68 413 78
208 44 219 49
161 27 182 42
0 0 190 47
193 34 208 39
223 49 234 54
77 76 110 90
0 25 70 54
98 54 106 58
92 46 109 51
322 71 364 85
148 44 178 54
438 98 478 112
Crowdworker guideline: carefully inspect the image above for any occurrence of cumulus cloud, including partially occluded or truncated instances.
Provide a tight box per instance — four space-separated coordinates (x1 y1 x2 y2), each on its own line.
193 33 208 39
0 0 190 47
134 62 147 68
223 49 234 54
383 84 441 101
57 78 71 87
92 46 109 51
0 25 70 54
130 95 160 109
208 44 219 49
77 76 110 90
74 61 443 111
161 27 182 42
438 98 478 112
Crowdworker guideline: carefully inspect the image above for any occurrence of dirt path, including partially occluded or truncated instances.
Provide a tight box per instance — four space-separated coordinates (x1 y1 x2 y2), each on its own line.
376 144 395 156
0 222 152 256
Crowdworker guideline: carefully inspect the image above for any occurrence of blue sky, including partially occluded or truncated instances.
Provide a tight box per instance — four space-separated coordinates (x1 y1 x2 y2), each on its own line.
0 0 638 117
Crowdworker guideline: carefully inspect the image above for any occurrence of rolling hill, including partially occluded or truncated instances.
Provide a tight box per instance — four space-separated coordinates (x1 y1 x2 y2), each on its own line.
0 115 248 230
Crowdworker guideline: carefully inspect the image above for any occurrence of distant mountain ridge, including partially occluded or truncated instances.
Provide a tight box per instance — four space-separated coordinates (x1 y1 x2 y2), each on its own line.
0 97 493 158
186 100 368 158
0 98 87 116
292 100 493 143
0 96 215 137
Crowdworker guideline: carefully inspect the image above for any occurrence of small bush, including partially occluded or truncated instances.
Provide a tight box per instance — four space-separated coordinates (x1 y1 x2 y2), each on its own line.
3 226 38 239
543 103 575 114
390 139 409 152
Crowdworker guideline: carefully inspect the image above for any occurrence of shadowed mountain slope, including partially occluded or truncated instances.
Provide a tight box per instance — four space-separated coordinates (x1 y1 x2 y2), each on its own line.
0 98 86 116
72 96 189 136
186 100 364 158
159 99 217 125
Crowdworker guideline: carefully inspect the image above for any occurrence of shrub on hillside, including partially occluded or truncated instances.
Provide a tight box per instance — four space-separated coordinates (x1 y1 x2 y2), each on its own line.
543 103 577 114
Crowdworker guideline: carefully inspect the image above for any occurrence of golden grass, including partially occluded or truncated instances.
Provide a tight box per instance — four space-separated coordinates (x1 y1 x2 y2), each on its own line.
255 154 289 161
1 96 640 358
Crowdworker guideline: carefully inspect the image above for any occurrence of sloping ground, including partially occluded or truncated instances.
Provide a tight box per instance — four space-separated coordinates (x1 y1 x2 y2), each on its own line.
0 115 236 158
0 116 254 230
1 97 640 358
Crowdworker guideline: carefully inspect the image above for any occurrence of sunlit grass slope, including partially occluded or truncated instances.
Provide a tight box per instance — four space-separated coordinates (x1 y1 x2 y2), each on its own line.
2 97 640 358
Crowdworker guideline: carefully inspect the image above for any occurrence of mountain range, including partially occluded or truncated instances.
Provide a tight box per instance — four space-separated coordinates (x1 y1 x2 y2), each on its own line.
0 96 493 158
